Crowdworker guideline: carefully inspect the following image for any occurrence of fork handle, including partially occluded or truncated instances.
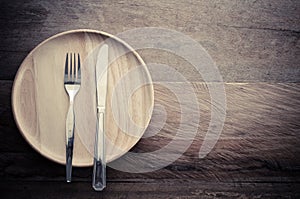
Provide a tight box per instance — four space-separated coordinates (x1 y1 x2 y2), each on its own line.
66 101 75 183
92 109 106 191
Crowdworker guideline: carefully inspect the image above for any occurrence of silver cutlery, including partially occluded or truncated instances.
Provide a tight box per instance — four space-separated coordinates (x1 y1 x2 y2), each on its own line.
93 44 108 191
64 53 81 182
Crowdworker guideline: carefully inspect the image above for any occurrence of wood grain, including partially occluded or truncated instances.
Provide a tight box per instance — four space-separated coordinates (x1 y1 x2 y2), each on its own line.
11 30 154 166
1 0 300 197
1 181 299 199
1 82 300 183
1 0 299 82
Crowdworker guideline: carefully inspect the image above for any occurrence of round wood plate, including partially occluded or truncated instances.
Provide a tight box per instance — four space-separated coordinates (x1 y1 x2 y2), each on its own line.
12 29 154 166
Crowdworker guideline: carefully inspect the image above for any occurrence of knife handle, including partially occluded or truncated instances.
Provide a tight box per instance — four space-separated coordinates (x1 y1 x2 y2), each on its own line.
93 158 105 191
66 102 75 183
92 109 106 191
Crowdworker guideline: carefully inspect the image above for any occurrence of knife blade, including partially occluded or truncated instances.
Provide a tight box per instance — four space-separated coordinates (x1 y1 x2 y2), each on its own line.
92 44 108 191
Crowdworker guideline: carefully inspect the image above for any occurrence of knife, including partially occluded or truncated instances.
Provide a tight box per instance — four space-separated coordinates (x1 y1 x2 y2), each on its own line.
93 44 108 191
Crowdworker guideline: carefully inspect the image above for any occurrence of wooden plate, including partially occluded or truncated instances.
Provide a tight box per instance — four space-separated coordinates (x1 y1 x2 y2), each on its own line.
12 29 154 166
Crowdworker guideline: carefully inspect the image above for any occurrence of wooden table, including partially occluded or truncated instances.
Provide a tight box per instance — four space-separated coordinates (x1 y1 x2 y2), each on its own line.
1 0 299 198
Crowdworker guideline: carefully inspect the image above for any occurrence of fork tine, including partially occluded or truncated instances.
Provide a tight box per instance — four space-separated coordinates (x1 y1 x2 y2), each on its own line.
74 53 76 81
65 53 69 80
77 53 81 80
73 53 76 81
71 53 74 81
69 53 71 81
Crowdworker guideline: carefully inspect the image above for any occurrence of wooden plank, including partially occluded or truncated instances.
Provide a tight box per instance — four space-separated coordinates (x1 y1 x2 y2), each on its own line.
2 81 300 151
0 181 299 199
0 0 299 81
1 81 299 182
1 0 299 33
2 30 300 83
1 135 299 182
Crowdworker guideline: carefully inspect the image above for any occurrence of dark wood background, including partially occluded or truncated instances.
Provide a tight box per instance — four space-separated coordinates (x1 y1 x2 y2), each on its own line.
0 0 300 198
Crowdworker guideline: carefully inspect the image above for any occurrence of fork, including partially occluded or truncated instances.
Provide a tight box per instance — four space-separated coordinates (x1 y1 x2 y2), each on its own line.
64 53 81 183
